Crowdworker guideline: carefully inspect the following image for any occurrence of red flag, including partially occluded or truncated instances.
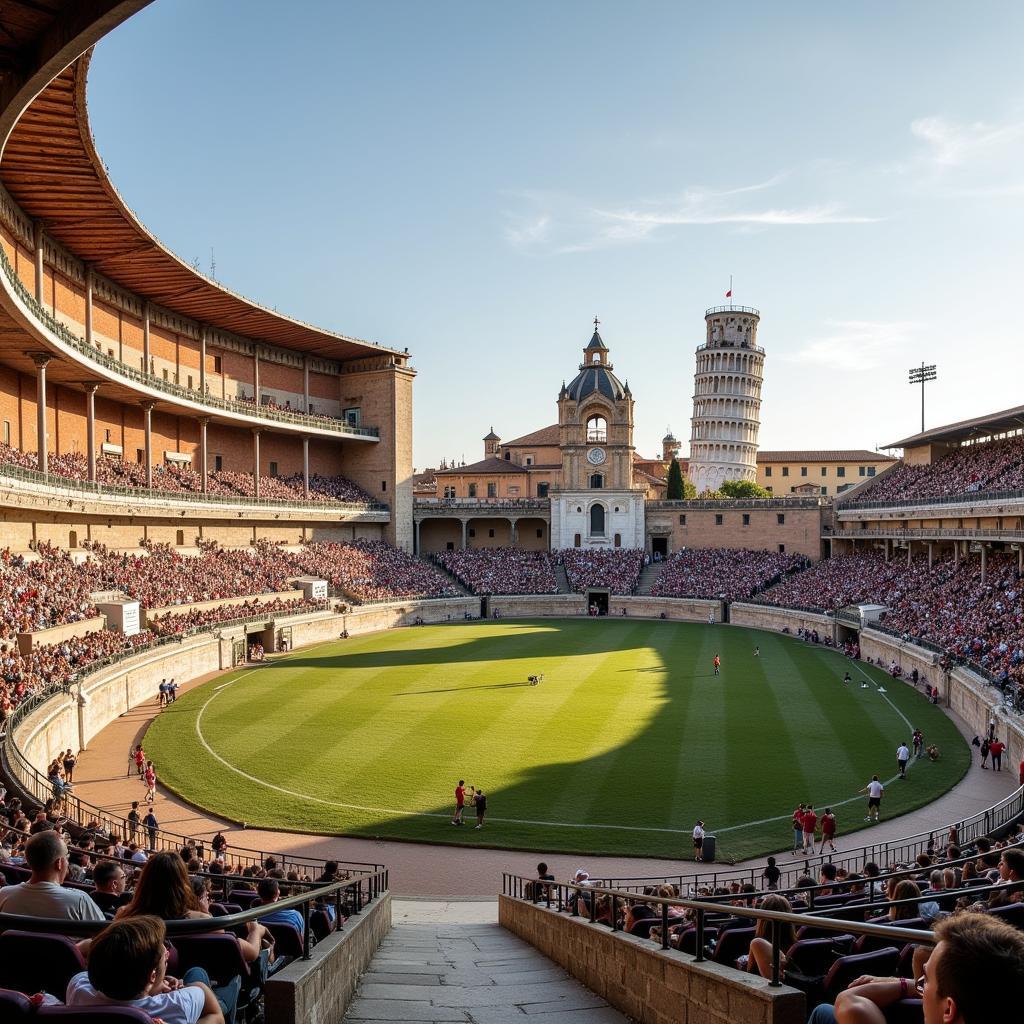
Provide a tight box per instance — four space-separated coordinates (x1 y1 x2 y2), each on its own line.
725 289 732 298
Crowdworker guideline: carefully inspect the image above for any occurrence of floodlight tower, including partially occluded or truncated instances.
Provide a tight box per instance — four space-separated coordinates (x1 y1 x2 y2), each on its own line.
908 362 937 433
687 304 765 494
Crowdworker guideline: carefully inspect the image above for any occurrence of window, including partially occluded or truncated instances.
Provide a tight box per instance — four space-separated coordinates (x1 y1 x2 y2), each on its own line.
679 514 687 525
344 407 361 426
2 420 9 445
778 544 786 554
764 466 772 477
446 541 454 550
537 482 549 498
443 486 455 499
175 529 184 546
104 429 112 443
214 455 223 471
487 482 497 498
468 528 475 538
269 461 278 477
715 514 723 525
574 533 581 547
590 504 606 536
136 448 145 464
742 513 750 526
586 414 607 443
782 467 790 477
821 487 827 496
859 466 866 476
536 529 543 538
867 466 876 476
504 451 511 460
525 455 534 466
821 467 827 477
837 466 846 478
801 467 808 477
260 394 271 406
590 473 603 488
488 529 495 538
777 513 785 525
381 480 387 492
614 533 621 548
68 530 78 548
468 483 477 498
213 355 223 374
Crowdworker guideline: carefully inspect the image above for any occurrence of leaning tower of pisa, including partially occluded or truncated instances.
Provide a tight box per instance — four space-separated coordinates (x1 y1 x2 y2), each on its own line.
687 305 765 494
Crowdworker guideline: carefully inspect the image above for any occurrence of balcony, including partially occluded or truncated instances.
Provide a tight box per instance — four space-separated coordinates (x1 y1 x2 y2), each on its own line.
0 247 379 439
586 429 607 443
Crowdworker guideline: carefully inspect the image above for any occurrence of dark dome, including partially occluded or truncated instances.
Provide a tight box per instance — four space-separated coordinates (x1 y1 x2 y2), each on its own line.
565 364 626 401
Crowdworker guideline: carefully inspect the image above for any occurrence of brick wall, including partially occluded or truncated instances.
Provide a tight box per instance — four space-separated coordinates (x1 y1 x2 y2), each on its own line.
499 896 805 1024
646 507 823 561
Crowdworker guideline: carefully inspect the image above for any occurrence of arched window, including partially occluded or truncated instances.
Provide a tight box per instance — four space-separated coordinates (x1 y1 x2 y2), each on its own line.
589 503 606 536
586 415 607 443
590 473 603 489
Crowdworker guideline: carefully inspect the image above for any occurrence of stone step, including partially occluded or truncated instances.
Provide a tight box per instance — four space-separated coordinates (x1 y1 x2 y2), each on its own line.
553 564 571 594
635 561 666 595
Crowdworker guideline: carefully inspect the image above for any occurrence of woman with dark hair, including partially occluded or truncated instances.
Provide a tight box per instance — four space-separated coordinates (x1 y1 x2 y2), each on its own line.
745 894 797 978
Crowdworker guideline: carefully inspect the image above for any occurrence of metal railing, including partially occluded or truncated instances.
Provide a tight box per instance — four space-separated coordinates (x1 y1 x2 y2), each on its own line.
648 497 822 509
704 305 761 317
0 461 389 513
0 246 378 438
414 498 550 511
843 485 1024 512
833 527 1024 541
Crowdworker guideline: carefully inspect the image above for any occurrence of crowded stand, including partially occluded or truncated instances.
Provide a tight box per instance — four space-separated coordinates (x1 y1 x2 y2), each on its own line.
0 443 375 505
848 434 1024 504
148 597 328 638
432 548 558 594
651 548 806 601
559 548 645 594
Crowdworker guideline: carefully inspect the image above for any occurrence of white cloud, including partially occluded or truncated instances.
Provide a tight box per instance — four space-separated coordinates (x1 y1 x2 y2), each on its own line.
910 114 1024 168
504 213 551 248
783 320 922 372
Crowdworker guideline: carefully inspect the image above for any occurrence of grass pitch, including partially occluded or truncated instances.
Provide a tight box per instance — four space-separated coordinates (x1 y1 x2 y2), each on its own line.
145 619 969 861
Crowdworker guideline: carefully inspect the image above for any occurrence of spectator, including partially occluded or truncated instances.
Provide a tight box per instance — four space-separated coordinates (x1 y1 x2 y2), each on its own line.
90 859 130 915
256 877 304 938
0 830 104 920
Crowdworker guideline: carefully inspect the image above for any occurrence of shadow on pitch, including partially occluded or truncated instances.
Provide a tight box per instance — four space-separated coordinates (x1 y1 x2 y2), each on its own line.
395 680 534 695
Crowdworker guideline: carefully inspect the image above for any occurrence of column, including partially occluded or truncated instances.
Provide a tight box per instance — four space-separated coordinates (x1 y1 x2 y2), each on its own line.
32 353 51 475
141 402 155 489
253 346 260 404
33 221 44 304
199 417 209 494
509 518 518 545
906 542 912 567
461 519 468 549
414 520 421 555
85 383 99 482
302 436 310 497
84 266 94 348
928 542 934 569
954 541 959 567
199 326 207 394
252 429 261 499
303 355 310 412
981 545 987 585
143 302 151 374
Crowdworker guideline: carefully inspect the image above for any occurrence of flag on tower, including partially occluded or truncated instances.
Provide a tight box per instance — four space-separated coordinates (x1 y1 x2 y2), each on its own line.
725 289 732 298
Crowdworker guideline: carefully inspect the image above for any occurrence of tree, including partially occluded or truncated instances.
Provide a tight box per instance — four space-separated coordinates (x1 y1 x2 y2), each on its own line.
666 458 684 499
719 479 771 499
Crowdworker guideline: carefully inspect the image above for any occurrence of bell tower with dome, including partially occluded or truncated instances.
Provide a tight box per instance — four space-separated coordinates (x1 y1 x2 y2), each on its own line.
550 319 645 550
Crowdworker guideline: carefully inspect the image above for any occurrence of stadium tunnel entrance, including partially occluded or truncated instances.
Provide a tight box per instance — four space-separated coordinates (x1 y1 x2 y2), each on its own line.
650 537 668 560
587 590 609 615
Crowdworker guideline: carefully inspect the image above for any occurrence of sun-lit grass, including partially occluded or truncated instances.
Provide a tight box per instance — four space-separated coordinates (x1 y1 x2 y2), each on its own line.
145 619 969 861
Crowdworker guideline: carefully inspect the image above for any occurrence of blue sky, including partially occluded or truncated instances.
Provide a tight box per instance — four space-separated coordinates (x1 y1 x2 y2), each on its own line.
88 1 1024 469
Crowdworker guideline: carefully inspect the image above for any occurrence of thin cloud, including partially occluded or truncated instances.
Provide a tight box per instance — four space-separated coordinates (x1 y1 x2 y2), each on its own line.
911 114 1024 167
783 320 921 372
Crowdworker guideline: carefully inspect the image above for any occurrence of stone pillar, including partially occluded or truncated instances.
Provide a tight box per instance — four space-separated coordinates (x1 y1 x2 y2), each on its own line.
461 519 468 549
252 429 261 499
907 542 912 567
981 545 987 585
884 539 891 562
85 383 98 482
143 302 151 374
84 266 94 348
928 542 934 569
303 355 310 412
199 417 209 493
510 518 518 545
33 221 44 304
253 347 260 404
954 542 959 567
32 353 51 475
200 326 207 394
302 436 310 497
141 402 155 489
414 520 421 555
1019 545 1023 573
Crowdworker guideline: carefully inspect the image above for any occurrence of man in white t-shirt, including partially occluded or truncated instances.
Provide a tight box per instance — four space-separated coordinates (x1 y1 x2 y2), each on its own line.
896 742 911 779
861 775 884 822
692 820 706 862
67 915 228 1024
0 830 104 921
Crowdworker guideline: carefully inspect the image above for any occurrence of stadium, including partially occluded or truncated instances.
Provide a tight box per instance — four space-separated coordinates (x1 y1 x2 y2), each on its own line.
0 4 1022 1024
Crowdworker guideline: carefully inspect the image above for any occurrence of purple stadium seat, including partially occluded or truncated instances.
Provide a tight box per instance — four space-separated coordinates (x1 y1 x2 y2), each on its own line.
265 921 304 957
785 935 851 977
710 925 755 965
0 987 34 1020
0 931 86 998
822 947 900 1004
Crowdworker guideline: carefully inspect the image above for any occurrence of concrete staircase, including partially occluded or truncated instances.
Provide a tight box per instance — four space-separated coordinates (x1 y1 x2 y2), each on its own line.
343 900 625 1023
553 564 572 594
634 561 666 595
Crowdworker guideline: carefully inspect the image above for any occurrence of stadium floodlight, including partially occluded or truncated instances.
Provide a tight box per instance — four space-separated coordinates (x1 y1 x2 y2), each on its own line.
908 363 937 433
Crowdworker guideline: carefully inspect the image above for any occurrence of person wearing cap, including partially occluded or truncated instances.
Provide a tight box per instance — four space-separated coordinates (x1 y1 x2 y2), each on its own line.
692 821 705 862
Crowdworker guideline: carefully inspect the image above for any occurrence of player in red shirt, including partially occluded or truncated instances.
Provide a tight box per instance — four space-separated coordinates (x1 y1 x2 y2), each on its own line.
801 806 818 854
989 738 1006 771
713 654 721 676
451 779 466 826
818 807 837 853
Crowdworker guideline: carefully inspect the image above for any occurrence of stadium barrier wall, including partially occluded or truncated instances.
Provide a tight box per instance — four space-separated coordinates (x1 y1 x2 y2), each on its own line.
11 598 479 784
728 602 835 638
498 895 805 1024
17 615 106 653
265 891 392 1024
144 589 306 625
485 595 721 620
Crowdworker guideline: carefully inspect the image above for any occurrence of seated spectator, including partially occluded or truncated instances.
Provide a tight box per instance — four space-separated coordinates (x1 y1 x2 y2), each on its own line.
66 914 231 1024
90 859 130 915
0 829 104 920
256 877 304 938
744 894 796 979
809 913 1024 1024
653 547 804 601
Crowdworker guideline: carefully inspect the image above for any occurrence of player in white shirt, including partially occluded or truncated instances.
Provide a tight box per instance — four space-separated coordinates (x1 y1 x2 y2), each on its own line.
861 775 884 822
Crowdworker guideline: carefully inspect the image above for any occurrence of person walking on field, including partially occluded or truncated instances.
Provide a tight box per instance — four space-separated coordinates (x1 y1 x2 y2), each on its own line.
713 654 721 677
791 803 806 853
897 741 910 779
862 775 884 822
692 820 705 862
801 805 817 855
473 788 487 829
819 807 837 853
451 780 466 826
990 737 1005 771
143 761 156 805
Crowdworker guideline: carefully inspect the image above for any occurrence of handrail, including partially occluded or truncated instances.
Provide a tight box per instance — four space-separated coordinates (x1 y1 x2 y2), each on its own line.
0 245 378 438
704 305 761 317
0 462 389 513
844 485 1024 512
648 497 822 509
834 527 1024 540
